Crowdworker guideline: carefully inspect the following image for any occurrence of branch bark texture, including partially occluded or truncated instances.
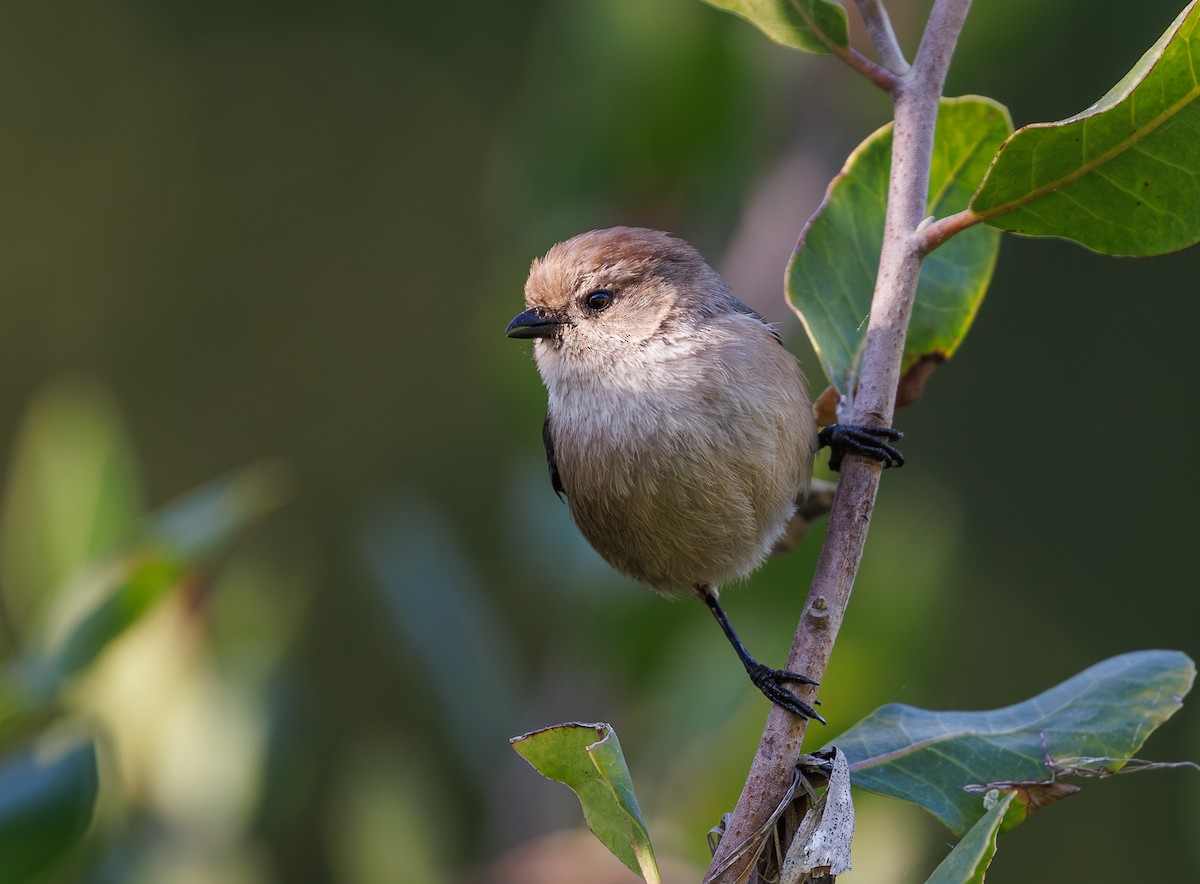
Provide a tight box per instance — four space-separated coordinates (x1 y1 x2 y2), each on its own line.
705 1 975 880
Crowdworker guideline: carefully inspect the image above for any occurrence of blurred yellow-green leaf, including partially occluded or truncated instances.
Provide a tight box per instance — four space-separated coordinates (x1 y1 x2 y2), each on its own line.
0 379 142 654
21 462 290 703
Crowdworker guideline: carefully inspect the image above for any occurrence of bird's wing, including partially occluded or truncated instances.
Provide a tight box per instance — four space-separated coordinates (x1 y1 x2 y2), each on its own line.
543 412 566 500
733 303 784 345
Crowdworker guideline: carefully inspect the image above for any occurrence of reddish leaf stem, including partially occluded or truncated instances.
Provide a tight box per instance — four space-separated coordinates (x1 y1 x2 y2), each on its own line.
837 43 900 91
919 208 984 254
787 0 898 90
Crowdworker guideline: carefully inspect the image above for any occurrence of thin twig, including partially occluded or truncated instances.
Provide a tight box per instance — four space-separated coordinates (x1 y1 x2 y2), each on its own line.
788 0 898 91
855 0 910 74
836 44 899 91
704 1 975 881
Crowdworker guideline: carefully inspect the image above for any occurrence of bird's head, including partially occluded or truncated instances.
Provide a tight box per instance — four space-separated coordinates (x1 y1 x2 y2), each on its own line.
505 227 738 364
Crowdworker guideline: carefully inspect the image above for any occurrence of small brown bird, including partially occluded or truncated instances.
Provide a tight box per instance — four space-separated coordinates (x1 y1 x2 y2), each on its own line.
506 227 901 720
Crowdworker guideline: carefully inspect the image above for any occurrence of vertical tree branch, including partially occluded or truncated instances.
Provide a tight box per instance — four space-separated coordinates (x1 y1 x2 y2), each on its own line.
704 1 974 881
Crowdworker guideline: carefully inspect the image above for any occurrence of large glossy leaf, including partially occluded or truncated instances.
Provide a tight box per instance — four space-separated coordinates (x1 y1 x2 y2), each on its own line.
700 0 848 54
830 650 1195 834
789 97 1010 400
512 722 660 884
0 733 99 883
972 2 1200 255
925 792 1015 884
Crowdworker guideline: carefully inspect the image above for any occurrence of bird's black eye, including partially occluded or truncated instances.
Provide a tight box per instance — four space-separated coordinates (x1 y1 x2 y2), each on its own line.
585 291 613 312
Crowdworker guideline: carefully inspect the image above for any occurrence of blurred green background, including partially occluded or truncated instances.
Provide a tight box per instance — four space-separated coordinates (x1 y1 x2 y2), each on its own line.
0 0 1196 881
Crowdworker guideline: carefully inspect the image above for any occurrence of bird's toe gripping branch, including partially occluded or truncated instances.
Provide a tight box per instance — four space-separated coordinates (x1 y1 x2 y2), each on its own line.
744 661 826 724
819 423 905 472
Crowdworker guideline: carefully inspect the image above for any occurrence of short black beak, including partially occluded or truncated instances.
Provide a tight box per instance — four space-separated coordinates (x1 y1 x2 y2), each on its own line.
505 308 562 340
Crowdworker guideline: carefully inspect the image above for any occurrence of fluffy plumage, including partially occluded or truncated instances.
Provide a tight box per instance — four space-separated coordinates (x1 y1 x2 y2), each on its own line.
516 227 818 598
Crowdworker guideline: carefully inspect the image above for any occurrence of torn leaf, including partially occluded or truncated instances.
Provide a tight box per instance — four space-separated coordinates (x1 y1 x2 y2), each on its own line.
781 748 854 882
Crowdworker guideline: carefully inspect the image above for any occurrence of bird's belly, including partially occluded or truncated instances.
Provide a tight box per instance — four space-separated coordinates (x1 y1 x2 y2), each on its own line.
558 428 798 596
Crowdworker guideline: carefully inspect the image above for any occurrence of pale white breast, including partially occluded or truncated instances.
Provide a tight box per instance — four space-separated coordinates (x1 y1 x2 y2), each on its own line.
534 313 816 595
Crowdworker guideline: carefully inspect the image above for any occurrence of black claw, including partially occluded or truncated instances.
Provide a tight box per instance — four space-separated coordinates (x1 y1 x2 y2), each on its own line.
746 662 826 724
773 668 820 687
819 423 905 471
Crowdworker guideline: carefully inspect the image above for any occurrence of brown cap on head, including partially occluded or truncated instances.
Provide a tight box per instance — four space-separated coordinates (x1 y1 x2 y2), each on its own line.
508 227 744 346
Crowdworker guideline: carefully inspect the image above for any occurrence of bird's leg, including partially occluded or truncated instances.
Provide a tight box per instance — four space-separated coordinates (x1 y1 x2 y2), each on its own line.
818 423 905 471
699 586 825 723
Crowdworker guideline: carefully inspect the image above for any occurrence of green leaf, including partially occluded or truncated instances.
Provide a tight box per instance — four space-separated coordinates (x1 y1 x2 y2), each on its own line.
831 650 1195 834
925 791 1015 884
0 733 99 884
28 556 187 698
146 459 291 561
511 722 660 884
789 97 1010 399
0 379 143 653
21 462 290 702
972 2 1200 255
701 0 848 54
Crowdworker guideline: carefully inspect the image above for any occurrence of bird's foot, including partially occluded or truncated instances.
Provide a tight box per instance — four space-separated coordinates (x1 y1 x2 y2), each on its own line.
745 660 826 724
819 423 904 472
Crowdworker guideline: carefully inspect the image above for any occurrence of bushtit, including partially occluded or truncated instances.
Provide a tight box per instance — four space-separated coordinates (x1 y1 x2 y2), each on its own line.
506 227 901 720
